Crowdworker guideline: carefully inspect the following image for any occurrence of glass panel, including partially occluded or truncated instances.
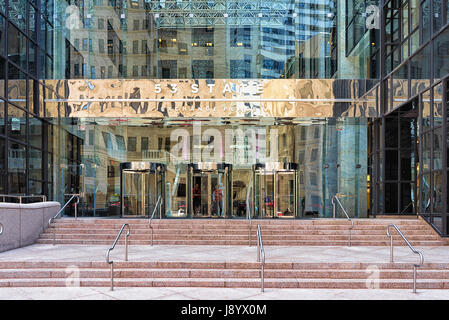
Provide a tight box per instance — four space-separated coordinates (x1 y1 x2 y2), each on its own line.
7 23 26 71
434 28 449 81
192 172 209 216
123 171 145 216
0 99 4 134
255 172 274 218
385 117 398 148
165 164 187 217
232 169 250 218
410 0 419 30
402 3 409 38
433 0 443 32
276 172 295 217
8 0 26 31
400 182 414 213
422 131 431 172
421 172 431 214
29 116 42 149
0 137 4 193
0 15 5 57
434 84 444 127
432 216 443 234
211 172 225 217
385 182 398 213
28 180 42 196
385 150 399 180
8 142 26 194
7 103 26 142
421 0 431 44
421 90 431 133
410 45 430 93
433 171 443 213
410 30 419 55
29 147 42 180
434 126 443 171
392 63 408 108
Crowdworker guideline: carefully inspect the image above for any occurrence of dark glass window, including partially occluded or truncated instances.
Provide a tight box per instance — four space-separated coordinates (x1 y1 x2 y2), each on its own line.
8 142 26 194
230 27 251 48
421 0 431 44
29 116 42 149
8 104 26 143
434 28 449 80
141 137 148 151
7 23 26 70
128 137 136 151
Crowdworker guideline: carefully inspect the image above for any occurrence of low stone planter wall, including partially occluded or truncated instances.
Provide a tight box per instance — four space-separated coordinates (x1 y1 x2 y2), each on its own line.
0 202 61 252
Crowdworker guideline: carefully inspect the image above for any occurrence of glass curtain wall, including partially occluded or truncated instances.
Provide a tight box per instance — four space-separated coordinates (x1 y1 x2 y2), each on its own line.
52 0 345 80
54 117 368 218
379 0 449 234
0 0 55 200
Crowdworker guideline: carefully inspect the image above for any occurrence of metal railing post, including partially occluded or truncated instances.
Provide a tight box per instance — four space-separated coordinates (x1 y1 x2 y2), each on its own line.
331 195 353 247
0 223 3 235
257 235 260 262
110 262 114 291
386 224 424 293
249 220 252 247
256 224 265 293
332 198 336 218
106 223 130 291
75 197 78 220
413 265 417 293
149 196 162 246
125 235 128 261
390 234 394 263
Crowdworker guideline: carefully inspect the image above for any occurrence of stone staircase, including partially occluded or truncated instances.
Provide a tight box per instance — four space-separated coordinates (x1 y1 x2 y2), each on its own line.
1 261 449 289
37 218 447 246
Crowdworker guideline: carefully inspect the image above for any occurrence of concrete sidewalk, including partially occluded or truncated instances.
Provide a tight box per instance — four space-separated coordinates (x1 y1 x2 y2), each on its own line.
1 287 449 300
0 244 448 264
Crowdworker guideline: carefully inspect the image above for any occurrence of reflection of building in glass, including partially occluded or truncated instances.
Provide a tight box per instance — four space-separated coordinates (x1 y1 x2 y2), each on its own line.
1 0 449 234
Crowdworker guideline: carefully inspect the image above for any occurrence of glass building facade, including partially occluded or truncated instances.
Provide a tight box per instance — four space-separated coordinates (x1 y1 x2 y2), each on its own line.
0 0 448 234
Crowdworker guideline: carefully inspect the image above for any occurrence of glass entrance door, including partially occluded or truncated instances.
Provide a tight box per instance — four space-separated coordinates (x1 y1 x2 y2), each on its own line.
276 172 296 217
189 163 230 218
120 162 165 217
122 171 149 217
253 162 298 218
254 171 274 218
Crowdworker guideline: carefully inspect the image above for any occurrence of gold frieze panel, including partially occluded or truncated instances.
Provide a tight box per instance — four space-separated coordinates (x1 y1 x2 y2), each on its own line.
44 79 380 118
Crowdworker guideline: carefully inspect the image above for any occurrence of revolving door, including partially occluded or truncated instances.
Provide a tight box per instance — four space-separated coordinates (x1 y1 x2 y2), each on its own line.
120 162 165 217
253 162 299 218
188 162 232 217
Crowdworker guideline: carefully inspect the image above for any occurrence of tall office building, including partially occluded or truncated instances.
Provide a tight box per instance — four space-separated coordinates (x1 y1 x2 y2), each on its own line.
1 0 448 235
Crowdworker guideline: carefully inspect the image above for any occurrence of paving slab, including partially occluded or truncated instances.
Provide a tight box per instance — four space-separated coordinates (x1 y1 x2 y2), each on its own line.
0 244 448 264
2 287 449 300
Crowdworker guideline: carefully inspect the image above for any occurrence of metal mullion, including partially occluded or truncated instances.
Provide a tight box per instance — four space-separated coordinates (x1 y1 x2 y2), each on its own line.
397 114 401 214
418 92 423 217
443 79 448 235
430 86 434 221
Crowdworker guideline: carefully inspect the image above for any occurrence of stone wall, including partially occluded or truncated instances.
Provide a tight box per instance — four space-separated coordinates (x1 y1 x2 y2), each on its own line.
0 202 61 253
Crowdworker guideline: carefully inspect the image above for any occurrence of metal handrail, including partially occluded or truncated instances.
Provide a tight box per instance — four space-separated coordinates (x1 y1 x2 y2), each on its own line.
149 196 162 246
256 224 265 293
106 223 131 291
48 194 80 245
0 194 47 203
246 183 252 247
386 224 424 293
0 223 3 235
331 195 354 246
